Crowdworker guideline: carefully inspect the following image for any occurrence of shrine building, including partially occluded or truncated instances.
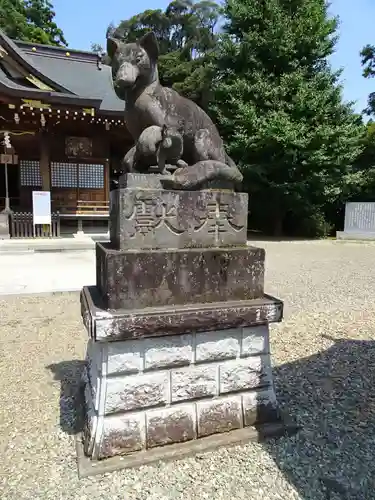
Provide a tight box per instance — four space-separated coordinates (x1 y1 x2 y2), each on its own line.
0 28 132 235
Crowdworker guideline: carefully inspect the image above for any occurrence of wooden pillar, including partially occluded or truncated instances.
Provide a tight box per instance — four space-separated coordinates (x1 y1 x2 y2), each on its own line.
39 130 50 191
104 159 110 201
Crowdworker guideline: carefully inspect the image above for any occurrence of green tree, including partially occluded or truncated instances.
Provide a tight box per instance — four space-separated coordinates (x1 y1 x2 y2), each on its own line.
347 121 375 201
361 44 375 115
0 0 67 46
90 43 105 55
0 0 29 40
106 0 220 108
211 0 364 236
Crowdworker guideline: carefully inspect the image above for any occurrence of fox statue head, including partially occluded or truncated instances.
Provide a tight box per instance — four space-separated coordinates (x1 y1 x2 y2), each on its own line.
107 31 159 100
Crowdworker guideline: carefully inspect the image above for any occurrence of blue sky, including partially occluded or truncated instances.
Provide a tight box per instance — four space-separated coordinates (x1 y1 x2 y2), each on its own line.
53 0 374 115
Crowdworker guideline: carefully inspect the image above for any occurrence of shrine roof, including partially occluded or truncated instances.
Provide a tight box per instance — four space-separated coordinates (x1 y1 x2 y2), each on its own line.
0 30 123 115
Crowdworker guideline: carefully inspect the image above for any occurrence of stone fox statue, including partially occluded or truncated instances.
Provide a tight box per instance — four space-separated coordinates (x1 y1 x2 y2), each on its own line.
107 32 243 190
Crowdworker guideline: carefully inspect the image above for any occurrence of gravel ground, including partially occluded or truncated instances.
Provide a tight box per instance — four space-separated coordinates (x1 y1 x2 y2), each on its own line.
1 239 375 499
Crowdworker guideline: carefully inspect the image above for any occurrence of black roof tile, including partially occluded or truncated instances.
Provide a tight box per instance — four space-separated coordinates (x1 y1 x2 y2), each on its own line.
0 30 124 115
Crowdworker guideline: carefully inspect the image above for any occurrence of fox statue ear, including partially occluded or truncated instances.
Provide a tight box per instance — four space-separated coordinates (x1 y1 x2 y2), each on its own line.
139 31 159 61
107 37 120 60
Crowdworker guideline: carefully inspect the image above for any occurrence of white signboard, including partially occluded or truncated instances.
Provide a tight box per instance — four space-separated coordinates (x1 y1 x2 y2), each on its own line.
32 191 51 225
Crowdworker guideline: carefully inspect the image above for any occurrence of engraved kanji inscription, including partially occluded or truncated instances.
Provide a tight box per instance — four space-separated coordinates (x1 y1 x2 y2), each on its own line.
201 198 244 241
133 199 156 234
125 193 183 236
344 202 375 233
207 200 229 236
114 187 248 249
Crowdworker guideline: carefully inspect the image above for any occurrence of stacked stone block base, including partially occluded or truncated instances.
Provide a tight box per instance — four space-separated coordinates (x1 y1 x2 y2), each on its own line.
83 324 279 460
79 180 285 468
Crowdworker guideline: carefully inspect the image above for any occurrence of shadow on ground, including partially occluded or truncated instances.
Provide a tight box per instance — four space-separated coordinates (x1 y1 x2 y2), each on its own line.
267 337 375 500
47 339 375 499
47 360 86 435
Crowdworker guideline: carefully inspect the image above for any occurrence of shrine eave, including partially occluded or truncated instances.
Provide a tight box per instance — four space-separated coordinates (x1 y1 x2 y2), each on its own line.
0 30 71 94
0 29 124 116
0 66 101 108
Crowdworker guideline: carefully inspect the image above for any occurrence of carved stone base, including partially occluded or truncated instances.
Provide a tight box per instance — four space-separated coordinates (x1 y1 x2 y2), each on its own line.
78 167 289 472
81 286 283 341
81 322 280 461
110 178 248 250
96 243 265 310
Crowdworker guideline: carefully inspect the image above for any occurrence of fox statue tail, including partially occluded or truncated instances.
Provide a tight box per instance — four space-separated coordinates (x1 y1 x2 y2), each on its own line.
160 160 243 191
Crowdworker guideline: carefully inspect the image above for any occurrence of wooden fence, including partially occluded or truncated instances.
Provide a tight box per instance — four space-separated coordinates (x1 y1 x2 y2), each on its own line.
9 212 61 239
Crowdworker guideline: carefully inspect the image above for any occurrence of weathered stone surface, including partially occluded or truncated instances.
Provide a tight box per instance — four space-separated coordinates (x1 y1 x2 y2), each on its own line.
144 335 192 371
197 396 242 437
83 326 274 414
105 372 168 413
117 173 168 190
160 161 243 191
85 338 100 375
146 405 195 448
337 202 375 240
219 356 270 394
344 202 375 233
107 341 142 375
82 383 97 457
171 365 217 402
82 321 282 459
108 33 242 190
85 364 99 406
83 388 284 460
195 329 240 363
103 328 271 375
242 388 279 426
103 335 193 375
96 244 264 310
84 341 100 406
110 186 248 250
81 286 283 341
0 212 10 240
241 325 269 356
99 413 145 459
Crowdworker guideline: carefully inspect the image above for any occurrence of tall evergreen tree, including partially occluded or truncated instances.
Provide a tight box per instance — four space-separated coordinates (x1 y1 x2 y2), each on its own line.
212 0 363 236
0 0 67 46
361 44 375 115
102 0 220 109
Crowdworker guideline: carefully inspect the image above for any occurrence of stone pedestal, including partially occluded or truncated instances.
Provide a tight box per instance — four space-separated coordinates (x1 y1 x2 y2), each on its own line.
79 174 287 473
0 212 10 239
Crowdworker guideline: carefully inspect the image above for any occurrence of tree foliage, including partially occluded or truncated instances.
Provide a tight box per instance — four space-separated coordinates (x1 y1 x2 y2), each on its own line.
0 0 67 46
107 0 220 108
361 44 375 115
211 0 364 236
349 122 375 199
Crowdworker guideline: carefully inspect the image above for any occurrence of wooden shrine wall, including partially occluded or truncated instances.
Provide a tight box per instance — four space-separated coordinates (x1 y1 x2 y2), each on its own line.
16 131 111 210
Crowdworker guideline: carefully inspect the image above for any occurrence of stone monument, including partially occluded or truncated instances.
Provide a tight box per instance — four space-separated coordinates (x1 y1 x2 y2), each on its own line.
337 202 375 240
78 31 289 476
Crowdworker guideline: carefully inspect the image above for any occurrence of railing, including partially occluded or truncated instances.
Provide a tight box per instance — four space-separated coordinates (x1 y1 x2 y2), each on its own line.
56 200 109 216
10 212 61 238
